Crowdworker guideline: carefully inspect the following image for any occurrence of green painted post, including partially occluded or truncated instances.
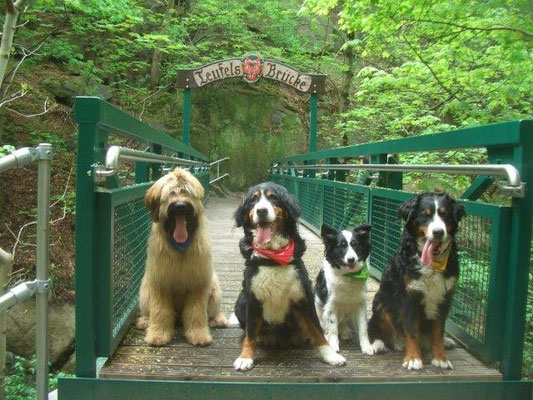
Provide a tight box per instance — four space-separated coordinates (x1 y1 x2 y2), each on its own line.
309 94 318 152
182 89 191 146
501 121 533 380
73 97 103 378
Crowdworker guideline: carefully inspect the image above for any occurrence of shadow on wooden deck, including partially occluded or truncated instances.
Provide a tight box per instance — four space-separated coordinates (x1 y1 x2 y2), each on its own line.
99 197 501 383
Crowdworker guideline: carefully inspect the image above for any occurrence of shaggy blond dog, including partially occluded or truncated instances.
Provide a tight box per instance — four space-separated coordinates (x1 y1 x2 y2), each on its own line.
136 168 227 346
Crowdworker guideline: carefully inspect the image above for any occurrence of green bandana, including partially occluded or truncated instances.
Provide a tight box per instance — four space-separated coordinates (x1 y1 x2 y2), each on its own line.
343 265 369 280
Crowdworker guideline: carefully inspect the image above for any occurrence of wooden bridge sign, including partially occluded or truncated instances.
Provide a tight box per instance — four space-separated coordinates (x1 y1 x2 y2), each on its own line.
177 53 326 94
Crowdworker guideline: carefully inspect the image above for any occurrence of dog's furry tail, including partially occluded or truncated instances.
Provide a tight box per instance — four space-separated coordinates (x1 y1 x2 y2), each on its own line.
228 312 240 327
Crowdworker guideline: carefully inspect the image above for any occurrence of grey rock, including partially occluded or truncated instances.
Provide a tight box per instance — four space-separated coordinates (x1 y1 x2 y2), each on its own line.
7 301 75 366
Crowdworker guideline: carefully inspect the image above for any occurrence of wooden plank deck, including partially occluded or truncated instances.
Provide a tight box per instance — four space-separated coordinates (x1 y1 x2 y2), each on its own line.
99 196 501 382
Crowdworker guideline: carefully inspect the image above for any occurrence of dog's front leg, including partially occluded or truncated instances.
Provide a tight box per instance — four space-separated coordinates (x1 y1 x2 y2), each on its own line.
322 302 339 352
430 319 453 369
145 287 175 346
356 302 374 355
295 309 346 366
234 298 262 371
183 287 212 346
402 300 423 370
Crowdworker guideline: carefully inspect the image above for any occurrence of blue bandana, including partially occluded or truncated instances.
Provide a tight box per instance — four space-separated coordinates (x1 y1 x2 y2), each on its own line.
167 236 192 251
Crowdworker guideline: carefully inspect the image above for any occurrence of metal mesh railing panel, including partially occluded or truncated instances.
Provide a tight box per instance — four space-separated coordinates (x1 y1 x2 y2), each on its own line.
449 215 492 342
111 198 151 338
369 195 404 273
323 184 368 230
297 180 323 229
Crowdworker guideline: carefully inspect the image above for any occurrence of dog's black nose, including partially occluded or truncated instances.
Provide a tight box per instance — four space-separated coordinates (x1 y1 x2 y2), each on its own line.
432 228 445 239
169 201 191 212
347 257 356 265
256 208 268 218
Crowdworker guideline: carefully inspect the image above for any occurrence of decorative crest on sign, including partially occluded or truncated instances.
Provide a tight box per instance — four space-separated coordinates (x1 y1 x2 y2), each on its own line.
242 52 263 83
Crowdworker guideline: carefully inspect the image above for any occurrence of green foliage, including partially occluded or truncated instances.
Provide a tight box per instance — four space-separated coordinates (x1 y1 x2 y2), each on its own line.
525 272 533 378
0 144 16 157
303 0 533 146
5 356 72 400
29 131 67 152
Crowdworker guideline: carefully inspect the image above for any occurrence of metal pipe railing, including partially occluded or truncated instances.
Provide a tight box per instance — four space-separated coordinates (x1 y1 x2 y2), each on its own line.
95 146 209 178
209 157 229 185
0 143 52 400
273 162 525 197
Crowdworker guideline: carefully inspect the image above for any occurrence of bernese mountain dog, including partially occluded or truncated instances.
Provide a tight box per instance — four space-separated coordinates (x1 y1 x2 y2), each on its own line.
368 192 465 370
231 182 346 371
314 223 374 354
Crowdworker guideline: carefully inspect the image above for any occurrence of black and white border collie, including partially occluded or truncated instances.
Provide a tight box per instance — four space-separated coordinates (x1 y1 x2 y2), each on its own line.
368 193 465 370
231 182 346 371
314 224 374 354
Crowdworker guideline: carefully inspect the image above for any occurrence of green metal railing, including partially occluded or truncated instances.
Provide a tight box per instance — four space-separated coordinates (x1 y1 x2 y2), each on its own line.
272 120 533 381
74 97 210 378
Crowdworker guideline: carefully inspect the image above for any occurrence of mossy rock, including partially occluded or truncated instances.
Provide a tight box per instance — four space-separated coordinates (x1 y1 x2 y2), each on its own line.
40 76 112 106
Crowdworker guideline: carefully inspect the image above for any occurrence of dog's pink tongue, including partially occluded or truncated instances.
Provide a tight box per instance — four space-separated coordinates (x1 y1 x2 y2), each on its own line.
421 240 436 266
256 226 272 245
173 215 188 243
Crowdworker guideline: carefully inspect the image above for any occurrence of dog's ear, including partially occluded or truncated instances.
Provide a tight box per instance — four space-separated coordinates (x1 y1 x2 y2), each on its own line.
447 195 466 223
353 223 371 237
144 178 165 222
398 194 421 222
321 224 337 242
278 187 301 222
234 190 252 228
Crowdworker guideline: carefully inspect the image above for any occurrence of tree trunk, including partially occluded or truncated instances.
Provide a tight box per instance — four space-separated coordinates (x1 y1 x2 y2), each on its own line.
340 32 355 147
0 248 13 400
150 0 176 89
0 0 27 90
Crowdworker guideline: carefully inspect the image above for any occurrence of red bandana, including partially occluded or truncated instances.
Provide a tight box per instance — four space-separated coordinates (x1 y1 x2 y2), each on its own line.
251 240 295 265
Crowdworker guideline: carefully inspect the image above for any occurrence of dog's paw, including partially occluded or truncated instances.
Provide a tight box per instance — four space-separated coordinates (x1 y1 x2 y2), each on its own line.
185 327 213 346
371 339 388 354
360 341 375 355
319 345 346 366
145 329 173 346
402 358 423 371
209 313 228 328
431 358 453 369
136 316 149 330
234 357 254 371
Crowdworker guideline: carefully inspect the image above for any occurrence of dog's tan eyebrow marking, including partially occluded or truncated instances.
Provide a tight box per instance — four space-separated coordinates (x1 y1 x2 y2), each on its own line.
252 191 260 198
438 207 446 214
266 190 273 197
425 208 432 216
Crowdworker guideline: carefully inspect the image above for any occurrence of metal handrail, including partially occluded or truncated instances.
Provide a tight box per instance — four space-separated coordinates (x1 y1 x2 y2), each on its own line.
209 157 230 185
0 143 52 400
273 162 525 197
209 157 229 167
95 146 209 178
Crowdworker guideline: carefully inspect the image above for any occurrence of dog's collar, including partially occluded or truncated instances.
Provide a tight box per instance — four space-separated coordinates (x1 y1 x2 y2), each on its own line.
343 265 369 280
251 240 295 265
167 235 192 251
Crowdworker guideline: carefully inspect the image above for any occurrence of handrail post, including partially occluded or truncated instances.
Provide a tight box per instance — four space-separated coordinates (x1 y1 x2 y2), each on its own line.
74 97 102 378
35 143 52 400
182 89 191 146
501 122 533 379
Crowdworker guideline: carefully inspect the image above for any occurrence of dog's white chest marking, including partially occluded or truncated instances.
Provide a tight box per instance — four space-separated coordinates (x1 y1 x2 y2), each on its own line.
407 264 456 320
324 261 367 313
251 265 304 324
